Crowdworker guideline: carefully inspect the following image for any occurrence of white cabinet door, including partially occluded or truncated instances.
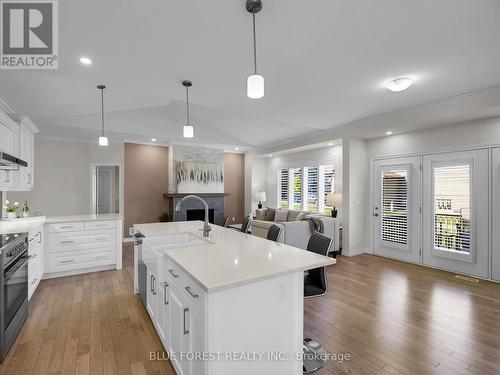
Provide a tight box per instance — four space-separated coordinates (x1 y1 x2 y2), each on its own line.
185 306 204 375
373 156 422 263
156 280 169 345
0 122 16 188
146 268 157 321
169 285 188 375
422 150 489 278
17 124 34 189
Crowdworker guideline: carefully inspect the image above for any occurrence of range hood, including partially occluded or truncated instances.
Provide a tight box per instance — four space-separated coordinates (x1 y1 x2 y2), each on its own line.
0 152 27 169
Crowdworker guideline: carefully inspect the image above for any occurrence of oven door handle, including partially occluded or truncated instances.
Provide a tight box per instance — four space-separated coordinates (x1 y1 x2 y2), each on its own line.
4 255 31 280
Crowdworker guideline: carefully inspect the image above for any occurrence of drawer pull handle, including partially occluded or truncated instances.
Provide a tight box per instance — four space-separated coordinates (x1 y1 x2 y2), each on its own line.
94 255 107 260
183 308 189 335
61 260 74 264
60 240 74 244
152 276 156 295
94 237 107 241
60 226 74 229
185 286 199 299
168 269 179 278
164 282 169 305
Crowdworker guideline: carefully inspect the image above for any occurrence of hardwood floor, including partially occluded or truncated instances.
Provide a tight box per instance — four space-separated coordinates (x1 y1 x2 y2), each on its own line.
1 246 499 374
308 254 500 375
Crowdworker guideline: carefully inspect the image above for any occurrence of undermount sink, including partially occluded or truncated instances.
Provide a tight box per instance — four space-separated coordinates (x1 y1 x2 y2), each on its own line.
145 232 212 250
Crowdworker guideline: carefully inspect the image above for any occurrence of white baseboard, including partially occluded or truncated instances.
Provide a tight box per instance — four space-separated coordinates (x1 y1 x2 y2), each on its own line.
341 247 371 257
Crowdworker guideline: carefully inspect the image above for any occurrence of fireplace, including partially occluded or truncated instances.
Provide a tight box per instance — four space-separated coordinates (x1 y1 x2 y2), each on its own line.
186 209 215 224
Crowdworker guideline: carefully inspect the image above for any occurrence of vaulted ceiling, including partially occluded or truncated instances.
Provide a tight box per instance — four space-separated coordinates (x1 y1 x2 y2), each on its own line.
1 0 500 151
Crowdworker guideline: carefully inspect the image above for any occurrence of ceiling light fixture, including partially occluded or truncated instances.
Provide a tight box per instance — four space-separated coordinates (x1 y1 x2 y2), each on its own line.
151 138 156 142
385 77 413 92
246 0 264 99
268 154 273 157
182 80 194 138
234 147 240 151
97 85 108 146
328 142 334 146
80 57 92 65
386 131 393 135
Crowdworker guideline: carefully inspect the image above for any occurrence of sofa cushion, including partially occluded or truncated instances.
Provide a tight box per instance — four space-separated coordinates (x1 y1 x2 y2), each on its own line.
288 210 306 221
255 209 267 221
274 209 289 222
265 207 276 221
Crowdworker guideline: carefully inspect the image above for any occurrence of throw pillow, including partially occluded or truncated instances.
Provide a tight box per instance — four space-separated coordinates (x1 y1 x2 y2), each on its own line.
255 209 267 220
296 212 309 221
266 207 276 221
274 209 289 222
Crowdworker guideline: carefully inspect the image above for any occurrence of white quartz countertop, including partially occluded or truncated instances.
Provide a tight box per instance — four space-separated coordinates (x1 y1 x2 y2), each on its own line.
46 213 123 223
135 221 336 293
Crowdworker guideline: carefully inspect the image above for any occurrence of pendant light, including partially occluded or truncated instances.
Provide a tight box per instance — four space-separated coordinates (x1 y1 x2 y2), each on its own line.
97 84 108 146
246 0 264 99
182 80 194 138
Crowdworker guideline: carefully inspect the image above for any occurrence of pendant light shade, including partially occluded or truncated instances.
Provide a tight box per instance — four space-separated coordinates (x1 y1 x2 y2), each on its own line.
97 84 108 147
183 125 194 138
247 74 264 99
182 80 194 138
246 0 264 99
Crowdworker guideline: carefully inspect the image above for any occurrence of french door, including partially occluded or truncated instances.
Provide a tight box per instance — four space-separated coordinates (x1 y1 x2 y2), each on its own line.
422 150 489 278
373 157 421 263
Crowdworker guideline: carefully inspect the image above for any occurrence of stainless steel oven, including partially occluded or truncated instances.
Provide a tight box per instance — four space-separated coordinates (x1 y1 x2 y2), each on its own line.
0 232 29 363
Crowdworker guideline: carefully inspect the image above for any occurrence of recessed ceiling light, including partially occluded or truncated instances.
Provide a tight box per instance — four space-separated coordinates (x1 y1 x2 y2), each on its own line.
268 154 273 157
151 138 156 142
79 56 92 65
328 142 333 146
385 77 413 92
234 147 239 151
386 131 393 135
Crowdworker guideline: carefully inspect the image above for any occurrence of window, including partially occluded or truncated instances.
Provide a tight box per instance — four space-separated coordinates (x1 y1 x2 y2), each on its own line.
381 169 408 245
277 164 336 213
433 164 471 253
292 168 302 210
306 167 318 212
279 168 289 209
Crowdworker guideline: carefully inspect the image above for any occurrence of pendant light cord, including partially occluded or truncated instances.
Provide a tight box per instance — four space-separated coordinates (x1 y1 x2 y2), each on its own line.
100 88 105 136
252 13 257 74
185 85 190 125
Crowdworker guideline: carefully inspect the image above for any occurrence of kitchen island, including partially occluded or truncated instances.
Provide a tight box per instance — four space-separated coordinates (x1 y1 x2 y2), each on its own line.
133 221 335 375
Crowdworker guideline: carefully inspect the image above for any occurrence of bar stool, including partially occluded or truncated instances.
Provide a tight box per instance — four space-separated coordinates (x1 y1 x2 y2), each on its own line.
266 224 282 242
303 232 332 373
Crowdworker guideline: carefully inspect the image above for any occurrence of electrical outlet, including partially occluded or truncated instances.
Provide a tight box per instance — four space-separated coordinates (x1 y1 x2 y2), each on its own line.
278 284 286 301
232 217 235 221
129 228 134 236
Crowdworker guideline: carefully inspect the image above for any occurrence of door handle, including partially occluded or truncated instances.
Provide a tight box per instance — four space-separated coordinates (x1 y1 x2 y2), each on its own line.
168 269 179 278
183 308 189 335
164 282 169 305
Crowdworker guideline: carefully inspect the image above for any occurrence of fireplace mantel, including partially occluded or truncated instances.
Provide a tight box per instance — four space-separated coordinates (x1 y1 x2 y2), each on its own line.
163 192 230 198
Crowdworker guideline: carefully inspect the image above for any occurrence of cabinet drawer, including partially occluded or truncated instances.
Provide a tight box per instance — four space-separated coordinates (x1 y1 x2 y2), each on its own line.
85 220 116 230
49 222 84 232
49 248 115 273
165 257 206 313
49 230 115 252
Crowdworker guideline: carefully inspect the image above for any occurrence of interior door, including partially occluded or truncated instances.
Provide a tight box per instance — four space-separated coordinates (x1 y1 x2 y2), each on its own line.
422 150 489 278
373 156 421 263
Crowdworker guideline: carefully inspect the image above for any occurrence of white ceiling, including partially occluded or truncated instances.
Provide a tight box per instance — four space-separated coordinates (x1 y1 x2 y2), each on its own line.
1 0 500 151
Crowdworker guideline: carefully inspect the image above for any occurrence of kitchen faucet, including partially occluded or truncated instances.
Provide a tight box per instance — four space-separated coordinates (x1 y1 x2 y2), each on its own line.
175 195 212 237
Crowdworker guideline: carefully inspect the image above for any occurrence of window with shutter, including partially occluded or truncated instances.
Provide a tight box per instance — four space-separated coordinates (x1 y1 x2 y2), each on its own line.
323 165 335 215
433 164 471 253
279 168 289 209
292 168 302 210
382 169 408 245
307 167 318 212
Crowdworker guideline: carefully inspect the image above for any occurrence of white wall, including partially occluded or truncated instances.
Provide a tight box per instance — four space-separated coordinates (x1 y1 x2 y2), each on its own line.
264 145 343 209
8 138 124 216
244 153 266 215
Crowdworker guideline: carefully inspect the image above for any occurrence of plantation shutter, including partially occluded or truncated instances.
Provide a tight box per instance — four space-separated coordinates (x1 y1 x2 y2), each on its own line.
280 169 289 209
381 169 408 245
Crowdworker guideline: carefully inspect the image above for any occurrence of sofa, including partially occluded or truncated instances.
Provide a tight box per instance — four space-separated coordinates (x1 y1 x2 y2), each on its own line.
251 208 340 252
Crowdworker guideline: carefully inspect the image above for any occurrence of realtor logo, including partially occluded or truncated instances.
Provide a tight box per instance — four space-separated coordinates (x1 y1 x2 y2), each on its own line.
1 0 58 69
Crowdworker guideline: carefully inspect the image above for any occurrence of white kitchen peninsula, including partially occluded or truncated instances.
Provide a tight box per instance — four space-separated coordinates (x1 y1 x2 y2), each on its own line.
134 221 335 375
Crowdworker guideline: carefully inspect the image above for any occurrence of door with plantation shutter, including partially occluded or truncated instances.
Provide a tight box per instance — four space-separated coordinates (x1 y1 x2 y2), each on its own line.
422 150 489 278
373 157 421 263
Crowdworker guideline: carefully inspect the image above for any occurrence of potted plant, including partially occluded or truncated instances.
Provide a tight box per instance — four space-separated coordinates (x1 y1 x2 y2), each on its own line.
4 200 19 219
